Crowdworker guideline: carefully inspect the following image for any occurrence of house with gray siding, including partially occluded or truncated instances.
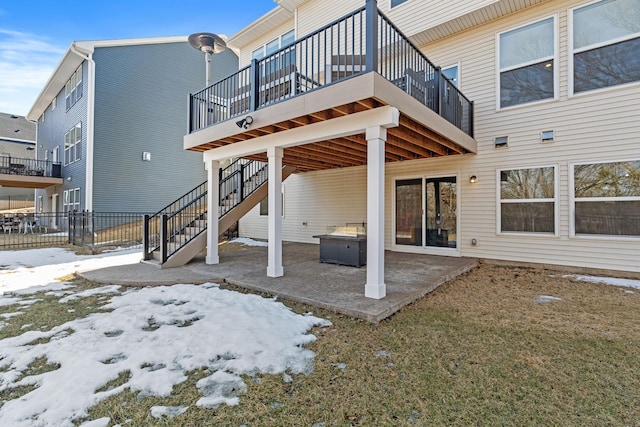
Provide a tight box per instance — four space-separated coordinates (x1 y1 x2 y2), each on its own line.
27 36 237 227
0 112 37 210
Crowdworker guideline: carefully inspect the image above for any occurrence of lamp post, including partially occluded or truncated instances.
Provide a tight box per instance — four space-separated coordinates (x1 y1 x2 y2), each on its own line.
188 32 226 86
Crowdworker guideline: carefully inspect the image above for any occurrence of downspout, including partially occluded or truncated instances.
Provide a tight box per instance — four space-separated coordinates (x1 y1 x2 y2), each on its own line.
70 44 96 211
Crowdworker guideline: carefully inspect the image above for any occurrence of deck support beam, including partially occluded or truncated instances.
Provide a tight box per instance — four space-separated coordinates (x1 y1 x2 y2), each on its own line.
365 126 386 299
205 159 220 265
267 147 284 277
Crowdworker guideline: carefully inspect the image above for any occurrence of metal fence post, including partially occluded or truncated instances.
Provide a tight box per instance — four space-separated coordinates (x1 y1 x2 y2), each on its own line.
434 66 441 115
238 163 245 202
251 58 260 111
143 214 150 260
161 214 168 264
365 0 378 73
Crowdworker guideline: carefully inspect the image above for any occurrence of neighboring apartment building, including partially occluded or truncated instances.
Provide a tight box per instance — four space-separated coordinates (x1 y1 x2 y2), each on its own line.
182 0 639 297
0 112 37 210
27 36 237 224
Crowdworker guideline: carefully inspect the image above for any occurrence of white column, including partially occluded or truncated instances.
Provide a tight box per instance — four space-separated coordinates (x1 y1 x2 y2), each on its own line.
267 147 284 277
205 159 220 265
365 126 386 299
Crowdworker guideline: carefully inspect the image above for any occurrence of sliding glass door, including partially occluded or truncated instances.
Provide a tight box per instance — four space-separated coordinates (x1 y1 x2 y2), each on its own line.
395 176 457 250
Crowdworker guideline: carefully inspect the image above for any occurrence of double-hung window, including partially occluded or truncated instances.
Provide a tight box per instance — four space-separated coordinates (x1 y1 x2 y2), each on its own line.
572 0 640 94
498 17 556 108
65 65 83 110
498 166 556 233
573 160 640 236
64 123 82 165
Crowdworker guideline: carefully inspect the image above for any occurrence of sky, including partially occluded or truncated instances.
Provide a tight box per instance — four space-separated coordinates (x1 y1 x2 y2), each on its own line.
0 244 330 426
0 0 277 116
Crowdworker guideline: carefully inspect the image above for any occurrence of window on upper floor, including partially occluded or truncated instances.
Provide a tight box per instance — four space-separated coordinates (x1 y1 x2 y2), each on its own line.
572 160 640 236
391 0 409 7
64 123 82 165
65 65 83 110
498 166 556 234
572 0 640 94
251 29 295 61
51 97 56 111
442 64 459 87
498 16 556 108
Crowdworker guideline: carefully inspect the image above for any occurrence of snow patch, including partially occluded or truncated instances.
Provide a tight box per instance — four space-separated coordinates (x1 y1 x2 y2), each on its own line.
0 284 330 426
229 237 268 247
535 295 563 304
564 275 640 290
149 405 188 419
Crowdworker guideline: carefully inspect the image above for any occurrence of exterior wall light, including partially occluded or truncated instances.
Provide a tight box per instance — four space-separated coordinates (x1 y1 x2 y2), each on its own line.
469 175 478 184
236 115 253 129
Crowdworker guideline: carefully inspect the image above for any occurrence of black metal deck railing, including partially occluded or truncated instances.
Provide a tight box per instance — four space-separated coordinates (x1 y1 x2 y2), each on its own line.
0 156 62 178
189 0 473 136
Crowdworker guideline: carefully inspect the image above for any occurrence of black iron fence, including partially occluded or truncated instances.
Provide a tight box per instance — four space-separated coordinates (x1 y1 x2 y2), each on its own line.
69 211 151 250
143 181 207 260
0 211 150 251
189 2 473 136
0 156 62 178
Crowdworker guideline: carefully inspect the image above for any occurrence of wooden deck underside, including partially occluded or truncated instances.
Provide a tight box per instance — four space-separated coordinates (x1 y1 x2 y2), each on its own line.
186 73 477 173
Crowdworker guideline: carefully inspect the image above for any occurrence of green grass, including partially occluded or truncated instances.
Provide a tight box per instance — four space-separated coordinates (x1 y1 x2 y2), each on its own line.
1 264 639 426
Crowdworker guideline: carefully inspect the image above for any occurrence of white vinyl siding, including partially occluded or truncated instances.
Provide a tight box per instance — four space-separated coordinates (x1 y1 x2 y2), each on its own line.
238 0 640 274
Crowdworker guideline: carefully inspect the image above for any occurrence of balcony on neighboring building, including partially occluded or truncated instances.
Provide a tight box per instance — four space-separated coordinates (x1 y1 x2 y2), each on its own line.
0 156 63 189
185 1 476 172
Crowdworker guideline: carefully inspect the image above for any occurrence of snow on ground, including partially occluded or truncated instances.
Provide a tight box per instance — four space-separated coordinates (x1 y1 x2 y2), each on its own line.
229 237 269 247
0 248 330 426
564 275 640 291
0 247 141 294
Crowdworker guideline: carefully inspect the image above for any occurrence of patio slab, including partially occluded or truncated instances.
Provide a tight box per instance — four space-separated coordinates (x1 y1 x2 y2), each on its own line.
81 242 478 322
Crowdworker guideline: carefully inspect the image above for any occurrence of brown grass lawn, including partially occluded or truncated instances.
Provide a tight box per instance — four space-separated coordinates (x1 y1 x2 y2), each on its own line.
1 250 639 426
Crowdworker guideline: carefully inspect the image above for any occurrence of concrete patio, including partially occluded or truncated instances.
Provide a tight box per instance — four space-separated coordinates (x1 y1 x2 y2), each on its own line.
81 242 478 322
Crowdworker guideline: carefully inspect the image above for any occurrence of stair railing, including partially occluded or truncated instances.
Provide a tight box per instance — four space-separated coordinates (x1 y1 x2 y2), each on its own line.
143 159 269 263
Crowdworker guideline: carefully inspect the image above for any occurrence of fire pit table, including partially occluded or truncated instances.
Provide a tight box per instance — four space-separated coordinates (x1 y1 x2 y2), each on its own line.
313 223 366 268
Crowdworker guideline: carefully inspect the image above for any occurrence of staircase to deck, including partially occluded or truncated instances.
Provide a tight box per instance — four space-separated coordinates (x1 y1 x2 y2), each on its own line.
142 159 295 268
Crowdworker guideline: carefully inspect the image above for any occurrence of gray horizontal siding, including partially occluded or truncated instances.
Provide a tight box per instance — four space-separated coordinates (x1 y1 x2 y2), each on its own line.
92 42 238 212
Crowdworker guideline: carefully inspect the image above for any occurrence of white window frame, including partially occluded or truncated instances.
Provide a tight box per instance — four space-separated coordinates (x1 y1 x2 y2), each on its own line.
51 97 56 111
496 165 558 236
250 29 295 61
569 158 640 240
390 0 410 8
63 188 81 213
442 62 460 88
569 0 640 97
496 15 559 111
65 65 83 110
64 122 82 166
